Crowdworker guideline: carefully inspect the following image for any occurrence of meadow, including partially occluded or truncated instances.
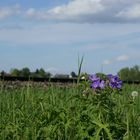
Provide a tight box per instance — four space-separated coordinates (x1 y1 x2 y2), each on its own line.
0 81 140 140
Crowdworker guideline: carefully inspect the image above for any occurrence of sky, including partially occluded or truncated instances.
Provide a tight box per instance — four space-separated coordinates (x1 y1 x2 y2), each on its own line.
0 0 140 75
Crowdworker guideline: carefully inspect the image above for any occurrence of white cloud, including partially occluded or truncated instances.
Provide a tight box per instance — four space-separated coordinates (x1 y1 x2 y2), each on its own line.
42 0 105 22
1 0 140 23
46 67 59 72
39 0 140 23
116 55 129 62
117 4 140 20
24 0 104 21
103 60 112 65
103 55 130 66
0 5 20 19
48 0 104 17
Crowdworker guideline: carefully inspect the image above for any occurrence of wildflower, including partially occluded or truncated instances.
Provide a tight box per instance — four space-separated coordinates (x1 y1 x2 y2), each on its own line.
89 74 105 90
89 74 100 82
90 80 100 89
99 80 105 89
107 74 122 89
88 73 122 95
131 91 138 100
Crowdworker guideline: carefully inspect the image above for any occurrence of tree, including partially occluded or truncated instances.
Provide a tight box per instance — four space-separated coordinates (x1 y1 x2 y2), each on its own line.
118 67 130 81
46 72 52 78
118 65 140 81
132 65 140 80
10 68 20 77
39 68 46 78
31 68 46 78
70 71 77 78
20 67 30 77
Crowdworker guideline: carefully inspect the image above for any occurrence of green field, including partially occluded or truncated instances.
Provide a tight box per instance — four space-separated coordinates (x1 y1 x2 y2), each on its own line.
0 83 140 140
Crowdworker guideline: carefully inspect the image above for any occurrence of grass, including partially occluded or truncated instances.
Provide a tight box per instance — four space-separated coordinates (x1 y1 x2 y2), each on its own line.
0 82 140 140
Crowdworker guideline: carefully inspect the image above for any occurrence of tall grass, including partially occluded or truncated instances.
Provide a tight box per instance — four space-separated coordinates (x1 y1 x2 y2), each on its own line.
0 83 140 140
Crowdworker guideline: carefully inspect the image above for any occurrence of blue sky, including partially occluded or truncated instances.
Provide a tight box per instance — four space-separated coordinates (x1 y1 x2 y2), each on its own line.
0 0 140 75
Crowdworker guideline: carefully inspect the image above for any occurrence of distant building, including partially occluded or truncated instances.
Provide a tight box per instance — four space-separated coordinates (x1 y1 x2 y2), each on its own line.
54 74 69 78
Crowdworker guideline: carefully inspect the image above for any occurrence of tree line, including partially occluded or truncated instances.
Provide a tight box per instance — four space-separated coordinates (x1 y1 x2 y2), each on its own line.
0 67 78 78
9 68 51 78
0 65 140 80
118 65 140 81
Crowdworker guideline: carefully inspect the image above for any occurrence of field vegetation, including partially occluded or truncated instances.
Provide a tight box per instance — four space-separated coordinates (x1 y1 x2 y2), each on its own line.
0 80 140 140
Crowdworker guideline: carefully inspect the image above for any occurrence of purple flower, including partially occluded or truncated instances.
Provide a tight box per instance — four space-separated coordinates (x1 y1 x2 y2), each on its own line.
99 80 105 89
107 74 122 89
89 74 100 82
88 73 122 95
89 74 105 90
90 80 100 89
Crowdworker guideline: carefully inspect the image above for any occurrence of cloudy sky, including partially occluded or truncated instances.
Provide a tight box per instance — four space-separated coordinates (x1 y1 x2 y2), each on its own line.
0 0 140 74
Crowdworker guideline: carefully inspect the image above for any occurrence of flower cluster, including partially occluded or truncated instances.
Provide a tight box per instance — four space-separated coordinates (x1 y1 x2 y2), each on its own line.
89 74 122 93
107 74 122 89
89 74 105 89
